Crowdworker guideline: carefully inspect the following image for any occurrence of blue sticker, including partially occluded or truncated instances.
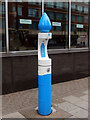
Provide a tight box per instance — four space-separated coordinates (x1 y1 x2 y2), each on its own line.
48 33 50 36
40 43 46 57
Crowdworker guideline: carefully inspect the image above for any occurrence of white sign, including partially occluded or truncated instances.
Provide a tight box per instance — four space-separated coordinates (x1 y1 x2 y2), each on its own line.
52 22 61 27
76 24 83 28
20 19 32 24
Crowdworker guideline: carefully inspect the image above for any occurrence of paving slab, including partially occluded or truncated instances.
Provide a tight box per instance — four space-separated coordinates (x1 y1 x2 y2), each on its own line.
69 108 88 118
51 98 65 105
80 95 88 102
19 105 71 118
83 90 88 95
2 112 25 118
69 115 77 118
57 102 78 112
2 77 89 118
74 100 88 110
63 95 82 104
73 92 86 97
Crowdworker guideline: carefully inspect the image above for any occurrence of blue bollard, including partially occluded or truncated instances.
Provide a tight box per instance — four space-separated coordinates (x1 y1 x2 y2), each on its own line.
38 12 52 115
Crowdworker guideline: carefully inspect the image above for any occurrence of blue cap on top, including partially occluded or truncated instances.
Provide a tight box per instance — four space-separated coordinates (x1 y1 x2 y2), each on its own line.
38 12 52 33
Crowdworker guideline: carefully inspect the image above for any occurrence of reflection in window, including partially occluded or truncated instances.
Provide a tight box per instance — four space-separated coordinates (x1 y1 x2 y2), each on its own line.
77 16 82 23
65 14 68 21
46 2 54 8
45 2 68 49
71 2 88 48
77 0 82 2
65 24 68 31
0 4 5 14
47 11 54 19
28 21 36 29
71 4 76 11
84 16 88 23
0 3 6 52
28 0 36 4
56 26 62 31
84 7 88 13
38 9 41 18
18 6 22 16
71 15 76 22
71 24 75 31
12 6 15 12
28 8 36 17
56 13 63 20
56 2 63 8
8 2 41 51
17 0 22 2
64 3 68 9
77 5 82 12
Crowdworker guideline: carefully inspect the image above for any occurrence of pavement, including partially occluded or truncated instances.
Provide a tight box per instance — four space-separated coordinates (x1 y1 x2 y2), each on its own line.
1 77 89 119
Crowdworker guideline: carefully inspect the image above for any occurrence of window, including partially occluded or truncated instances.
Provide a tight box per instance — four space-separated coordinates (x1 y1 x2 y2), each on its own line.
71 15 76 22
18 6 22 16
3 1 89 52
47 11 54 19
56 2 63 8
56 13 63 20
0 3 6 52
84 16 88 23
71 2 88 48
77 0 83 2
8 2 41 51
38 9 41 18
28 0 36 4
56 26 62 31
38 0 41 5
71 24 76 31
45 2 69 49
77 5 82 12
0 4 5 14
65 14 68 21
71 4 76 11
46 2 54 8
17 0 22 2
65 24 68 31
28 8 36 17
84 7 88 13
77 16 82 23
28 21 36 29
12 6 16 12
64 3 68 9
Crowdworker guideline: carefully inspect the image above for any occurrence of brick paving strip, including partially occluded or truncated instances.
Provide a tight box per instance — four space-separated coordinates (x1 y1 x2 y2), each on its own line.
2 77 89 119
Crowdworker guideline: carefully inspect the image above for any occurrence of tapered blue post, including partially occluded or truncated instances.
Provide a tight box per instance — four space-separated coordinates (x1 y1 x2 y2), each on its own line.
38 12 52 115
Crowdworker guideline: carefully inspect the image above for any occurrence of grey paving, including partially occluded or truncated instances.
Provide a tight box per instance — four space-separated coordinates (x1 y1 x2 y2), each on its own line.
63 95 82 104
3 112 25 118
19 105 71 118
80 95 88 102
75 100 88 110
57 102 78 112
69 108 88 118
2 77 89 118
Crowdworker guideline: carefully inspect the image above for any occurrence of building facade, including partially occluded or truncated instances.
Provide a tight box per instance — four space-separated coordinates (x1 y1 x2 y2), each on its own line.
0 0 89 94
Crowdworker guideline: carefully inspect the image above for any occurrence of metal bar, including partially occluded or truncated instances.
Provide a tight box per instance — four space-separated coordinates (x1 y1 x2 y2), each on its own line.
69 0 71 50
5 0 9 53
42 0 44 15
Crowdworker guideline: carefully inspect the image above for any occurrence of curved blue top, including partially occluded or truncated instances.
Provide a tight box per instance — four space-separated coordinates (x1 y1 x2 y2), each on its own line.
38 12 52 33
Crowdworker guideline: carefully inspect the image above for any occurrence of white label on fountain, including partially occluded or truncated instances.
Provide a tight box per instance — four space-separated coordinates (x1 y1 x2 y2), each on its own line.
20 19 32 24
52 22 61 27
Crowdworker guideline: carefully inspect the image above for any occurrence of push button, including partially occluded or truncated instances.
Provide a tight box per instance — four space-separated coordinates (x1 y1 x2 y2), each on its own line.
47 68 50 72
